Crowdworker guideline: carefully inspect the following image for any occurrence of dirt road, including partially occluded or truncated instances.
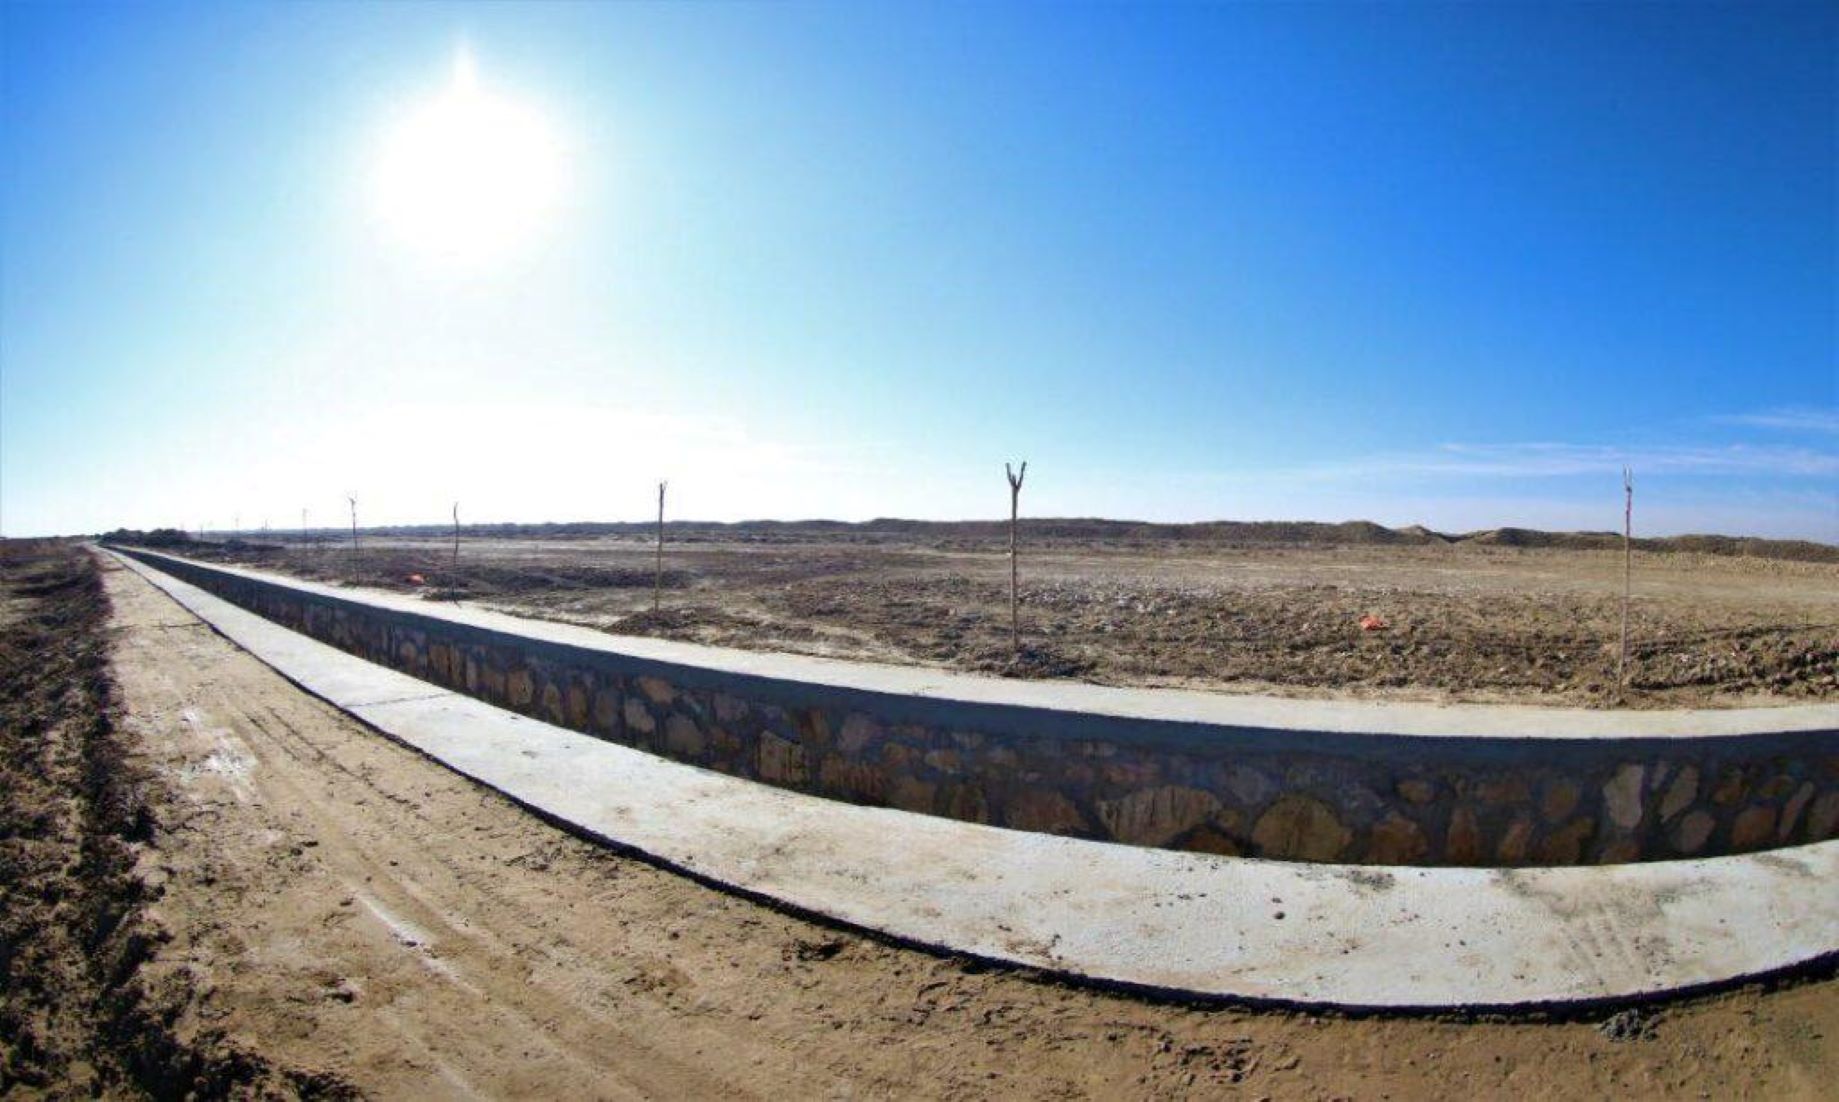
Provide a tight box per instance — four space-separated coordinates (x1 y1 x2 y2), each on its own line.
13 546 1830 1098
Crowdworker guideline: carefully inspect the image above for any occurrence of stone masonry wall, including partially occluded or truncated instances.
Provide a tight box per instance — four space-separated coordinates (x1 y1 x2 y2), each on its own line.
119 548 1839 867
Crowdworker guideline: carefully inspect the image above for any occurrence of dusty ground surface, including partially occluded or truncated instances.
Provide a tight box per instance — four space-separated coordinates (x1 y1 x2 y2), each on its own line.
3 539 1832 1098
188 525 1839 709
0 541 347 1097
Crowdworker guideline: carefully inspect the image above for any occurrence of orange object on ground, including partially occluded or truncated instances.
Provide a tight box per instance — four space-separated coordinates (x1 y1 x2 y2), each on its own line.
1359 613 1387 632
407 574 426 585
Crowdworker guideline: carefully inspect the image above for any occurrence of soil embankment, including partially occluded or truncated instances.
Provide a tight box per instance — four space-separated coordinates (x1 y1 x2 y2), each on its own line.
0 541 348 1096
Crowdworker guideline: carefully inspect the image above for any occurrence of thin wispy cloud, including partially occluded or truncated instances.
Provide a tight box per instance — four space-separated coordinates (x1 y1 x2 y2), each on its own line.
1241 441 1839 485
1147 440 1838 540
1713 407 1839 435
1419 442 1837 478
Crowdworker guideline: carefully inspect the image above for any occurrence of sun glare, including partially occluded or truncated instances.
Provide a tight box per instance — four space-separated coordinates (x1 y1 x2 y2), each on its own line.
371 48 566 265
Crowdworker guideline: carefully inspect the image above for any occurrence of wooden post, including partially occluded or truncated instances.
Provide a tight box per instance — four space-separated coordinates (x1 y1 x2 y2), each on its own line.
1005 461 1027 653
1618 467 1633 697
301 508 309 550
654 481 667 613
348 496 359 564
452 502 461 566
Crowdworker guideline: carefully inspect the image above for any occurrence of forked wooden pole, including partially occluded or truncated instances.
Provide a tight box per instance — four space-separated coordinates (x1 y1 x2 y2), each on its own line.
654 481 668 613
1618 467 1633 697
1005 461 1027 653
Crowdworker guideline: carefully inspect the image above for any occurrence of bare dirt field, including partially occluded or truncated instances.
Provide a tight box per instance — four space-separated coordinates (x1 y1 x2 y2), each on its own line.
186 522 1839 709
2 539 1833 1098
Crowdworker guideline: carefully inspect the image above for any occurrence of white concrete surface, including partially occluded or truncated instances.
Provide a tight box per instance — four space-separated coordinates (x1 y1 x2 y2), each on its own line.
110 548 1839 1009
118 548 1839 741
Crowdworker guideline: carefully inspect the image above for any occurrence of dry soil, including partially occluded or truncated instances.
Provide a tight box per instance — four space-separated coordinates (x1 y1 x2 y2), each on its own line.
201 530 1839 709
2 541 1832 1099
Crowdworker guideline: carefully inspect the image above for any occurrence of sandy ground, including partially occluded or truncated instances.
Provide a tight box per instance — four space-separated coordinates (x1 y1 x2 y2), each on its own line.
29 545 1822 1098
200 532 1839 709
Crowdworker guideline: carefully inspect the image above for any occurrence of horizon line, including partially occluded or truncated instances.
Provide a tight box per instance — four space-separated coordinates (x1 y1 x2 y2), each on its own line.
78 514 1839 550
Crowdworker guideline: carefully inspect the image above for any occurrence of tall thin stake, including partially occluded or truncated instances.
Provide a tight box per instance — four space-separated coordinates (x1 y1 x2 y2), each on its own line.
1006 460 1027 653
1618 467 1633 697
348 496 359 565
452 502 461 566
654 481 668 613
301 508 309 549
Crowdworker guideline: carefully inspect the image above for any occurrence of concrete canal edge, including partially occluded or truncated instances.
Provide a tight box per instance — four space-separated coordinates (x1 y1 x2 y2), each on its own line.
105 545 1839 1010
107 545 1839 868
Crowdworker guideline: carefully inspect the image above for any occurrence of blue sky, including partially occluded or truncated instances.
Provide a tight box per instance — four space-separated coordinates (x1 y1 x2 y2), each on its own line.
3 2 1834 539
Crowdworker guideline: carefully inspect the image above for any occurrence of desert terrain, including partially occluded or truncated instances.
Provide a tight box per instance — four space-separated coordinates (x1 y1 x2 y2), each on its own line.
169 520 1839 709
1 538 1834 1099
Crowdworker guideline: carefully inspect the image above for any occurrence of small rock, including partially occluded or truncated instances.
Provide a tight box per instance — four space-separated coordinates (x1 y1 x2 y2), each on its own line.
1730 804 1777 850
1446 805 1483 864
1672 809 1716 855
1395 779 1437 806
1658 765 1699 822
1251 795 1352 862
1366 812 1429 864
1597 1008 1660 1043
1603 764 1646 831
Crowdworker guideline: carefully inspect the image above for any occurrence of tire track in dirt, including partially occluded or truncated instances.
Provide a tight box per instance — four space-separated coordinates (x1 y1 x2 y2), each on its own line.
220 692 781 1095
110 568 744 1099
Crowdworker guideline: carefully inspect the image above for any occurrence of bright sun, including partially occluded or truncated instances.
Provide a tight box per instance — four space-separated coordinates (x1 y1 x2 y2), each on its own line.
372 49 566 264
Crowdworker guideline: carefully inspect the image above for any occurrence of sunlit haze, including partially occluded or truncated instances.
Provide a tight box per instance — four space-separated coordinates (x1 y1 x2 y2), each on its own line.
371 47 567 266
2 4 1834 538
